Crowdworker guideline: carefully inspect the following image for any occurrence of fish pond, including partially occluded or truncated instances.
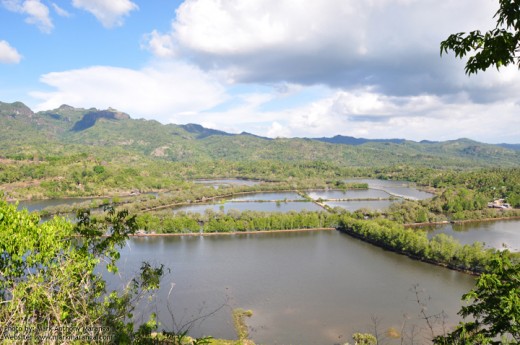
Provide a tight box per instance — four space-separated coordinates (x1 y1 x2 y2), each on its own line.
113 230 477 345
344 179 434 200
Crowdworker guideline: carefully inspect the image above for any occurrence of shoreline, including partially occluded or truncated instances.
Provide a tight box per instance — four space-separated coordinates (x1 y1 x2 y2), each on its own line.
129 215 520 237
5 190 164 203
128 215 520 238
129 227 336 237
450 215 520 224
404 215 520 227
337 226 482 276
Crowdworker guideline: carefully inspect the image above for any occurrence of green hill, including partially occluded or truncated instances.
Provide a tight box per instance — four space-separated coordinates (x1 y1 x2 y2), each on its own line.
1 101 519 167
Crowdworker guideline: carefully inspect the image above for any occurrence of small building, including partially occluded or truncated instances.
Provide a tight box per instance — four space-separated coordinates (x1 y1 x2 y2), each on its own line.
488 199 512 209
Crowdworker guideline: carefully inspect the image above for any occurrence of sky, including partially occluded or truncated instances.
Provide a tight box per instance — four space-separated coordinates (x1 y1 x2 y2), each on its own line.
0 0 519 143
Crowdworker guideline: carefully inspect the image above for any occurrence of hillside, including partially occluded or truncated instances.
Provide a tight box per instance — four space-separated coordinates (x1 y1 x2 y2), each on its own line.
1 101 519 168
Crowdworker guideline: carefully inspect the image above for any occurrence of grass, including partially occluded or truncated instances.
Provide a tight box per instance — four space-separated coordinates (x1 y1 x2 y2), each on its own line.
232 308 254 343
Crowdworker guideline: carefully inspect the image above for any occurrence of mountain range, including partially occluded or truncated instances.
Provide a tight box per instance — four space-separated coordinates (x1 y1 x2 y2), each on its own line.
1 101 519 168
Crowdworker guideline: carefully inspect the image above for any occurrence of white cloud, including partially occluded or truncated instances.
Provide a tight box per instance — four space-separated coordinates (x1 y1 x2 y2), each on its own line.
2 0 53 33
165 90 281 134
279 89 520 143
52 3 70 17
72 0 138 28
137 0 520 143
267 121 291 138
0 40 22 63
145 0 498 94
182 84 519 143
31 62 226 121
172 0 304 54
15 0 517 144
142 30 176 58
28 61 520 143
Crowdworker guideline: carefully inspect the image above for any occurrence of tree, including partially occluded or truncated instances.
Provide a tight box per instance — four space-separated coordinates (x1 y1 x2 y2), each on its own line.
350 333 377 345
440 0 520 75
0 200 165 344
434 250 520 344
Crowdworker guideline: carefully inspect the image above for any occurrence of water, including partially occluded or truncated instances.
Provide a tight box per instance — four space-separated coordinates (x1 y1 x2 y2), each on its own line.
424 219 520 251
344 179 434 200
14 197 96 212
13 193 158 212
114 231 476 344
230 192 304 201
307 189 391 200
12 180 429 214
172 201 324 214
325 199 397 212
193 179 263 188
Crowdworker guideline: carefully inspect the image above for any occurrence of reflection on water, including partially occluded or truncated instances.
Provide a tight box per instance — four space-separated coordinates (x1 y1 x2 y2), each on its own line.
113 231 475 344
424 219 520 251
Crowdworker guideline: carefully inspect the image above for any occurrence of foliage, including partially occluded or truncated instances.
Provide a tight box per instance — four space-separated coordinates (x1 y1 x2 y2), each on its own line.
437 188 489 213
232 309 253 342
338 216 497 273
0 200 165 344
93 165 106 174
2 101 520 201
350 333 377 345
135 209 343 234
434 250 520 344
441 0 520 74
387 200 446 224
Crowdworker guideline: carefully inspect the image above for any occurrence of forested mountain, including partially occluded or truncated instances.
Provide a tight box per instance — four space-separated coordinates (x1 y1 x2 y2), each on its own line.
311 135 405 145
1 101 519 168
498 143 520 151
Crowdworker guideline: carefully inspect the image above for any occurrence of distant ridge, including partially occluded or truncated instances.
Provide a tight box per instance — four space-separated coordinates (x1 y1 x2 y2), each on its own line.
310 135 406 145
179 124 271 140
498 143 520 151
1 101 519 168
179 123 232 139
239 131 271 140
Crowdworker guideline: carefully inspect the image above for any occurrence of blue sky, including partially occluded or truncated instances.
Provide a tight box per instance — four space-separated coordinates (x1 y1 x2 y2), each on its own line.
1 0 519 143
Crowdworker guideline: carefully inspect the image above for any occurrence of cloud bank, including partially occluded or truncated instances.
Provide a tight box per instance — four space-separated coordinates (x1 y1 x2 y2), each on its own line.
32 62 226 122
23 0 520 143
146 0 500 96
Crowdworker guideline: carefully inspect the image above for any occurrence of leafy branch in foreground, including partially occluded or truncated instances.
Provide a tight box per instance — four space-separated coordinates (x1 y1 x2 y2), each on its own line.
434 250 520 345
441 0 520 75
0 200 166 344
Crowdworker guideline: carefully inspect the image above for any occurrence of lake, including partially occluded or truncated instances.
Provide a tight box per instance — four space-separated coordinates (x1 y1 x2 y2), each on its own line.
425 219 520 251
113 231 476 344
